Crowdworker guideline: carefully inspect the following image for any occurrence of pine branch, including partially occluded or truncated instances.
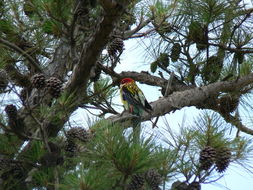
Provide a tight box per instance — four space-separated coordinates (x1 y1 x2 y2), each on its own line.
164 72 175 96
0 38 42 73
45 42 72 80
99 64 189 91
208 42 253 53
123 18 152 39
109 73 253 136
65 0 130 94
221 113 253 135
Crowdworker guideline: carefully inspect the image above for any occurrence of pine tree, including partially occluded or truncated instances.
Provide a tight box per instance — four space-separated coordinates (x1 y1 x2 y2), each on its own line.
0 0 253 190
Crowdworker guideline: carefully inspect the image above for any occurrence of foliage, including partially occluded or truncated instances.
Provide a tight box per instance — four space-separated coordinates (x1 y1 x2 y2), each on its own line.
0 0 253 190
161 111 253 185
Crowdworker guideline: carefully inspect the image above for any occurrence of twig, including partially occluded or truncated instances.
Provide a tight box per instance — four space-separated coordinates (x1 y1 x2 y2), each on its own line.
152 73 174 128
222 113 253 135
165 72 175 97
228 11 252 47
128 28 156 39
123 18 152 39
151 116 159 128
32 115 51 152
110 50 123 69
22 101 52 152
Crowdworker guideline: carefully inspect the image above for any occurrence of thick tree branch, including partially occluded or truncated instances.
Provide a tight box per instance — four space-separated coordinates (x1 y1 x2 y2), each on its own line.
109 73 253 127
21 0 134 142
100 64 192 92
65 1 129 94
46 41 72 80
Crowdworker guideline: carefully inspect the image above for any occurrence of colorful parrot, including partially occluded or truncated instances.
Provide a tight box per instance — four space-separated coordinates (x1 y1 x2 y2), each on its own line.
120 78 153 116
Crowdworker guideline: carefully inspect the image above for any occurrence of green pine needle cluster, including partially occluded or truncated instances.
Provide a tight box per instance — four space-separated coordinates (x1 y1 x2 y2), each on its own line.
58 120 170 190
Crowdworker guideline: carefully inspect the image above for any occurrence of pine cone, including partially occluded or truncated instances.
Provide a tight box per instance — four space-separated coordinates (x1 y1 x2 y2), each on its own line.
0 69 8 93
187 21 208 50
150 61 158 73
65 140 78 157
4 105 28 140
31 73 46 89
107 37 124 58
158 53 170 68
201 56 223 83
195 25 208 50
67 127 91 143
5 104 18 119
199 146 216 170
126 174 145 190
215 147 231 173
155 21 172 35
145 169 162 190
45 77 62 98
170 43 181 62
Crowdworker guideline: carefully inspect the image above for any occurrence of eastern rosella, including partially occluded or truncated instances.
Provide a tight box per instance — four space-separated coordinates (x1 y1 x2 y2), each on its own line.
120 78 152 116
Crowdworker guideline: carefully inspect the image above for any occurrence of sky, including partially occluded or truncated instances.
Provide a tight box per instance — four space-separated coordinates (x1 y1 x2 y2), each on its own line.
113 39 253 190
70 37 253 190
70 1 253 188
1 1 252 189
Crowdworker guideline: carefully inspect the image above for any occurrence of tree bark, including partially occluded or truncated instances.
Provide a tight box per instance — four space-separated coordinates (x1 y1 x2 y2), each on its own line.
109 73 253 126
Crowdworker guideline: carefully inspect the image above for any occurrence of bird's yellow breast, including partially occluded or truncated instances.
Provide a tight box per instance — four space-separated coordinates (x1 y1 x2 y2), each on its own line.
124 82 138 94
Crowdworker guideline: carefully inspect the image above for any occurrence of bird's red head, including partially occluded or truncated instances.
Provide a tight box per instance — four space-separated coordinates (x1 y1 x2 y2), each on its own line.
120 78 134 85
